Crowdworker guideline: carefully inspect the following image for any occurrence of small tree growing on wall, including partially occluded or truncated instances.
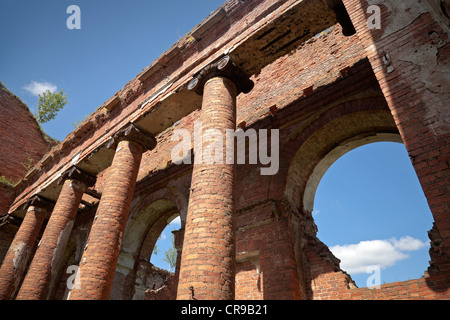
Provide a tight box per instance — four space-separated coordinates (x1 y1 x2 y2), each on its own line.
35 89 67 124
163 233 177 272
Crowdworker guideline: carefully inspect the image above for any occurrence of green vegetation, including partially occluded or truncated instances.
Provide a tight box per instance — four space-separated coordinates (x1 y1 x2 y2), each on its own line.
162 233 177 272
20 153 35 171
0 175 17 187
0 80 59 152
72 112 92 129
35 89 67 124
152 232 178 273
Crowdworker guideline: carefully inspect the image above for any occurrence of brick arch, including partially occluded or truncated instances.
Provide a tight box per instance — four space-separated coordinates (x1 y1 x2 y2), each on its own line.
267 94 400 211
285 108 401 212
269 94 407 299
111 188 183 299
123 198 179 262
129 202 180 300
302 133 403 212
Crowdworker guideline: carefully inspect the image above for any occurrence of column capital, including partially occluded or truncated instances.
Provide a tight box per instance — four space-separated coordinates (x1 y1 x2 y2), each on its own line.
57 166 96 188
107 123 157 152
188 55 254 96
24 195 55 212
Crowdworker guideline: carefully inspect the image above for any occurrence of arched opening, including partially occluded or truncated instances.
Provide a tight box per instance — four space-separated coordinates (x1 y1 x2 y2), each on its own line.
302 133 402 212
112 198 182 300
135 212 182 300
150 215 181 272
312 142 433 287
282 101 438 296
285 108 402 212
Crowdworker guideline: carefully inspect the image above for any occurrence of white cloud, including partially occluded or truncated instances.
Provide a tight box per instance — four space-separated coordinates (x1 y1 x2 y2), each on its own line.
389 236 427 251
23 81 57 96
330 236 429 275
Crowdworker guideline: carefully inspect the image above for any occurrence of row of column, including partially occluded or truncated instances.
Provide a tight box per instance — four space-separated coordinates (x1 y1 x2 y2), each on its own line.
0 55 253 300
0 124 155 300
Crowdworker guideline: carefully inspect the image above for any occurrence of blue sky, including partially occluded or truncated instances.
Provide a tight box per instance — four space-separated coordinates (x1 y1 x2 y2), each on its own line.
0 1 434 289
0 0 225 141
151 216 181 272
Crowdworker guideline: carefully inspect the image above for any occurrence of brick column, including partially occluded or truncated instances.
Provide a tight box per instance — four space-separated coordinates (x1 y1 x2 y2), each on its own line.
0 196 53 300
177 56 253 300
172 228 184 297
16 167 94 300
68 123 156 300
342 0 450 271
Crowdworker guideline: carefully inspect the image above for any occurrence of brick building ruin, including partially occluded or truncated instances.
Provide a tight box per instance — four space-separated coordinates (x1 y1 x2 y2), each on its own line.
0 0 449 300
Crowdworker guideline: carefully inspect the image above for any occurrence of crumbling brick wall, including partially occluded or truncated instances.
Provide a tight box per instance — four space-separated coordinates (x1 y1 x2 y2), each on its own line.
0 83 56 265
1 0 449 300
0 82 55 216
51 18 448 300
342 0 450 275
0 83 55 184
142 262 176 300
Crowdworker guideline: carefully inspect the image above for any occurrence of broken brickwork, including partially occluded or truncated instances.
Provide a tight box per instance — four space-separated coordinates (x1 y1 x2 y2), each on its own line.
0 0 449 300
0 82 55 274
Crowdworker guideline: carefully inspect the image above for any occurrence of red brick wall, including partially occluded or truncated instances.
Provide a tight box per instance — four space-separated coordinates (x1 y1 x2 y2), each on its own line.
0 83 54 216
235 200 302 300
113 19 448 300
0 184 15 219
52 19 450 299
236 260 263 300
100 23 374 301
308 270 449 300
4 0 449 300
0 84 53 183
